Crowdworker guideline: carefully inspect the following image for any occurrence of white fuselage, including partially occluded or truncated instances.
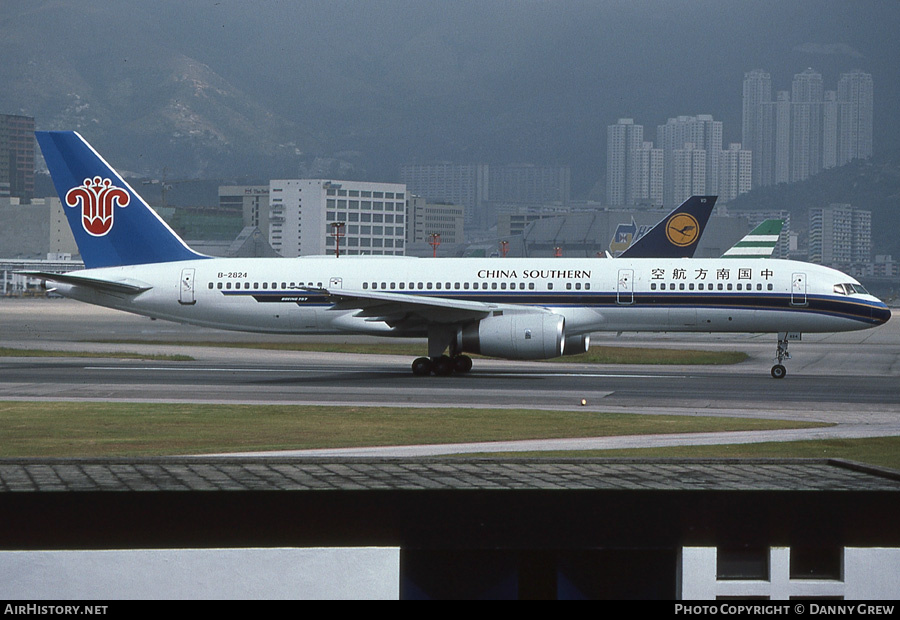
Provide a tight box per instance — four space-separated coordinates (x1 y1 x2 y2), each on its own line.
52 256 890 339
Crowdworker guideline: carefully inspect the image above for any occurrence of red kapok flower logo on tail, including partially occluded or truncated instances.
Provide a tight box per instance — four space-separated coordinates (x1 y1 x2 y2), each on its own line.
65 177 130 237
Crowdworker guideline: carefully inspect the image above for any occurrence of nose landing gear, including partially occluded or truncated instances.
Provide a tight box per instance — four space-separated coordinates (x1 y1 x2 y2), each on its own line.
771 332 794 379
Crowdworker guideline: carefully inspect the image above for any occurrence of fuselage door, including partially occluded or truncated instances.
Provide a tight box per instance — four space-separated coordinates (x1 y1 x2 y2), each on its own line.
791 272 807 306
329 277 343 289
617 269 634 305
179 268 196 305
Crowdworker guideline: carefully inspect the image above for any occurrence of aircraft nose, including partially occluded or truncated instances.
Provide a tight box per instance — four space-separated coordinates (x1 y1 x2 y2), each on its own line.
872 303 891 325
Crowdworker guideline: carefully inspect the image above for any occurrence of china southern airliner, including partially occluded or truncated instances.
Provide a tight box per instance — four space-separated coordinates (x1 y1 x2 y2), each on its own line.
29 131 890 378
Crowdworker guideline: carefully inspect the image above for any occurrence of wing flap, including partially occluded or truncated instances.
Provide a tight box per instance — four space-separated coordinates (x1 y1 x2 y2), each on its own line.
308 286 498 324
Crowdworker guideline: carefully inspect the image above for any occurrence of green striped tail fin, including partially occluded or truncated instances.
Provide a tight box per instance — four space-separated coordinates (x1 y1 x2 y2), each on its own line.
722 219 785 258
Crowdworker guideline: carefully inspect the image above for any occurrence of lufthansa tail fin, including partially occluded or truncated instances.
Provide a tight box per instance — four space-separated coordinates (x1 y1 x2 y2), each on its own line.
36 131 207 269
618 195 717 259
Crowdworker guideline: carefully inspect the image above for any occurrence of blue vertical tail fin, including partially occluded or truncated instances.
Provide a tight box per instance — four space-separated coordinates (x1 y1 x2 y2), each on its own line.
618 195 717 259
36 131 207 269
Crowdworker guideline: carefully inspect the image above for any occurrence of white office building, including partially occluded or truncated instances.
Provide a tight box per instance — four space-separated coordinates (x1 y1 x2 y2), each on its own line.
268 180 407 257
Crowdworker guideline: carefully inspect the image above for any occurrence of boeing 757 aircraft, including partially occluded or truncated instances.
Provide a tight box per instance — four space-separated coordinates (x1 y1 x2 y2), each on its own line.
29 131 890 378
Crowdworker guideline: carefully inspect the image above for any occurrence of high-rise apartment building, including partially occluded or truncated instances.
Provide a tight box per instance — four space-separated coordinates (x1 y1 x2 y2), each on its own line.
808 203 871 267
657 115 722 207
0 114 35 201
742 69 873 187
399 163 488 227
791 68 824 183
822 91 839 170
638 141 665 207
489 164 571 206
742 70 775 188
837 70 874 165
718 144 752 203
672 143 707 206
774 91 791 185
268 180 407 257
606 118 643 207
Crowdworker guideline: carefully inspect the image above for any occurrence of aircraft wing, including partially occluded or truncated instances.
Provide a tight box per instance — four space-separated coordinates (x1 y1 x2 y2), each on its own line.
17 271 152 295
310 286 525 326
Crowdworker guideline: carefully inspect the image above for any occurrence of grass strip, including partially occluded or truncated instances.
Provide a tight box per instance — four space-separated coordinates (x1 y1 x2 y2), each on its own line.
90 340 748 365
0 401 823 458
0 347 193 361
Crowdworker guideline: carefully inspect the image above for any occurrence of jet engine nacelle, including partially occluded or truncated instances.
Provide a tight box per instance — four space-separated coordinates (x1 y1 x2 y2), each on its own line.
457 313 565 360
562 333 590 356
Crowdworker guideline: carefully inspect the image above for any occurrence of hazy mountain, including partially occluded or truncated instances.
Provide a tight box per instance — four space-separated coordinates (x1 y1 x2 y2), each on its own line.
3 0 898 195
728 154 900 260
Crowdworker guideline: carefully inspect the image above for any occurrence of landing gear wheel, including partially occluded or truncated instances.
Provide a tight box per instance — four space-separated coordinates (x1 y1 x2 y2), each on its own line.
453 354 473 374
771 364 786 379
412 357 432 376
431 355 454 376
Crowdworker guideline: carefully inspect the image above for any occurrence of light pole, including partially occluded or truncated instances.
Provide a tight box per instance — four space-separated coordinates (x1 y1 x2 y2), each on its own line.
330 222 346 257
429 233 441 258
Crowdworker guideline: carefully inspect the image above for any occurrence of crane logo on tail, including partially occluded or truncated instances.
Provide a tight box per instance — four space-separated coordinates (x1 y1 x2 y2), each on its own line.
665 213 700 247
65 177 130 237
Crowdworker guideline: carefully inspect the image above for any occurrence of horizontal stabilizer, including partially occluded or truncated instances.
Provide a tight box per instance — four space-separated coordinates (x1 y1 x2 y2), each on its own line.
17 271 152 295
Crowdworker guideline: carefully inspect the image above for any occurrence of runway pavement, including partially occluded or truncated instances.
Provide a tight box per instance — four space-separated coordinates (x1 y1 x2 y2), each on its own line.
2 297 899 455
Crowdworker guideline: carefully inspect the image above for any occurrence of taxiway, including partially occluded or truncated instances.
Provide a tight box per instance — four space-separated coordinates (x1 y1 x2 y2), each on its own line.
2 298 899 455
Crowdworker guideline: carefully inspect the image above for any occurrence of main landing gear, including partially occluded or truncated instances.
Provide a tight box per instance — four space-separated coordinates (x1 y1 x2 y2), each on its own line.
771 332 792 379
411 354 473 377
411 325 474 376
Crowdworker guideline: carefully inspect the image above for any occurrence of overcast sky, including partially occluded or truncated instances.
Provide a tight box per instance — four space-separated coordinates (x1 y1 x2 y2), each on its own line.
2 0 897 187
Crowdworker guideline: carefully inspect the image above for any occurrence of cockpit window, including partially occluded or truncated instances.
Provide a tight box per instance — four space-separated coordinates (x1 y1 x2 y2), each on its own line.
835 282 870 296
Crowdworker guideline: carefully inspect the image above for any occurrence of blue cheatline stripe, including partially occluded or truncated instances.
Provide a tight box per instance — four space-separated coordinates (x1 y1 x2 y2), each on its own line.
219 290 887 325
